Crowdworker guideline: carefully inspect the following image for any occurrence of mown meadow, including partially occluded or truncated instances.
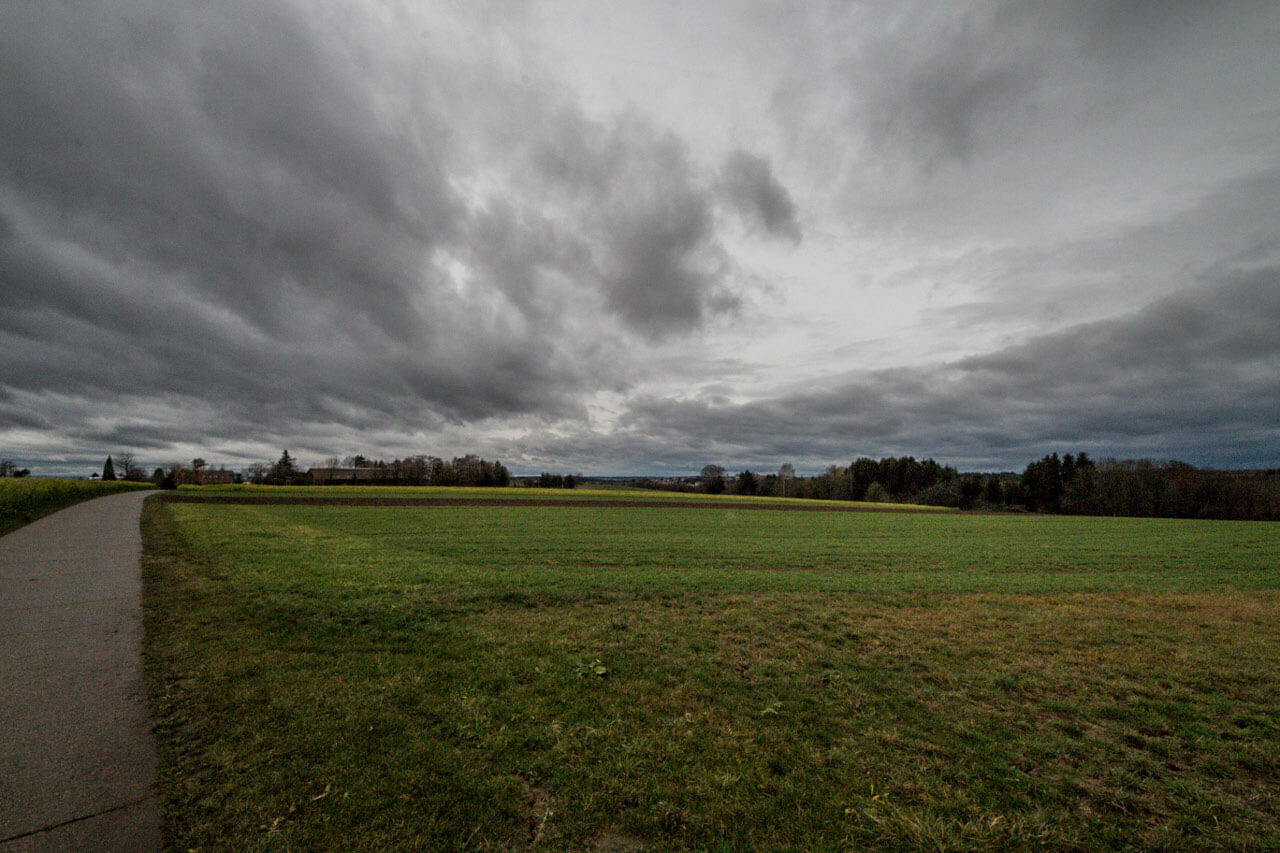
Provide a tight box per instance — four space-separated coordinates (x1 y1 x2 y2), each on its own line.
0 476 152 537
143 491 1280 851
172 482 944 510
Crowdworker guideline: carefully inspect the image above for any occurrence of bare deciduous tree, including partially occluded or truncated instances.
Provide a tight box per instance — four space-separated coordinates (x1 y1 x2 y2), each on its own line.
778 462 795 498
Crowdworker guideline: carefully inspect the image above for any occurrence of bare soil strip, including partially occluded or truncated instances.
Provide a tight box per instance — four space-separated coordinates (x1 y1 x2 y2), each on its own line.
157 494 950 513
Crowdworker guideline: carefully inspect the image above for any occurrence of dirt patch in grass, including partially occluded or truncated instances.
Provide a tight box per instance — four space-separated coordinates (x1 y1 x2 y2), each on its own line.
593 826 647 851
522 777 555 847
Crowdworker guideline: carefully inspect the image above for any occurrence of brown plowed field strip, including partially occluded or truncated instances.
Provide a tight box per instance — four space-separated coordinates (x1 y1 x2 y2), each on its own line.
157 494 951 513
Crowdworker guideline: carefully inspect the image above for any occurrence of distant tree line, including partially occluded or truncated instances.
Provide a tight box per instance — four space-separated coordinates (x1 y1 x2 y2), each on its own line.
535 473 577 489
146 457 237 489
96 453 150 483
0 459 32 478
1003 453 1280 521
247 452 512 487
661 454 1280 521
638 457 962 503
739 457 960 503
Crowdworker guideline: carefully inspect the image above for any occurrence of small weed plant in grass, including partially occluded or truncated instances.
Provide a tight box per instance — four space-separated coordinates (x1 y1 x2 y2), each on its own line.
144 497 1280 851
0 477 152 537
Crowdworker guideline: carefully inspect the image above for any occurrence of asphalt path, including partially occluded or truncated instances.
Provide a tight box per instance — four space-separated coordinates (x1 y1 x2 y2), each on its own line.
0 490 160 852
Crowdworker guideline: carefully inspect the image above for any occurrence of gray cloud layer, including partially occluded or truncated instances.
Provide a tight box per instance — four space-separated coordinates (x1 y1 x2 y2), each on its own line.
549 267 1280 472
719 151 801 242
0 0 793 465
1 0 1277 473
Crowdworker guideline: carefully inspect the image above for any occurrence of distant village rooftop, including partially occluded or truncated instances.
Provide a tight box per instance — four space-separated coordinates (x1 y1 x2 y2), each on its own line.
308 467 380 485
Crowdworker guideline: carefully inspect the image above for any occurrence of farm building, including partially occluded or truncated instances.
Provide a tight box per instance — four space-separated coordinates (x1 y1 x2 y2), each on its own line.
308 467 381 485
194 468 236 485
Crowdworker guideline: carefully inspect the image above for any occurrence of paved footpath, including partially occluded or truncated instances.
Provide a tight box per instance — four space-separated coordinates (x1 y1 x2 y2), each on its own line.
0 491 161 852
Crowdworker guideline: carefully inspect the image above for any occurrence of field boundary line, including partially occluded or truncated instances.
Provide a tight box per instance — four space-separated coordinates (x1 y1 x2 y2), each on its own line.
157 494 952 513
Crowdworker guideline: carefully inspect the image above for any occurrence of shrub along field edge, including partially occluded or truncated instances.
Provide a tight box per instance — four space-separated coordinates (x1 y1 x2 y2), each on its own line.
0 478 153 538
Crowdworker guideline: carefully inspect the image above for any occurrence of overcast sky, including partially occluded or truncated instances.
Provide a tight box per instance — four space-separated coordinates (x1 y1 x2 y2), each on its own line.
3 1 1278 476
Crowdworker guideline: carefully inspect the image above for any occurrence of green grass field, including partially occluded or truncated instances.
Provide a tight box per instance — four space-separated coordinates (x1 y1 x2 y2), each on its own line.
176 482 946 511
0 477 152 537
143 493 1280 851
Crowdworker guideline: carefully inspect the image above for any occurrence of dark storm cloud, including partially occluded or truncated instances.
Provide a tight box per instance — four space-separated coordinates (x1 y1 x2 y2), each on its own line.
600 182 730 336
575 269 1280 471
781 2 1052 175
718 150 801 242
3 0 1277 474
1068 0 1225 57
857 38 1038 169
917 168 1280 336
1 1 458 333
782 0 1278 193
2 4 434 334
517 110 742 337
0 402 47 432
0 0 750 461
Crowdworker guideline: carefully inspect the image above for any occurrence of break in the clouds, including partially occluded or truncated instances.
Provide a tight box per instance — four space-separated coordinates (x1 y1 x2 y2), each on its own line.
1 0 1278 475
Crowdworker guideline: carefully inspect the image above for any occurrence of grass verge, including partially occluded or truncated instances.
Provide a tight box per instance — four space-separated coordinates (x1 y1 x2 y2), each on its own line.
143 499 1280 851
0 477 152 537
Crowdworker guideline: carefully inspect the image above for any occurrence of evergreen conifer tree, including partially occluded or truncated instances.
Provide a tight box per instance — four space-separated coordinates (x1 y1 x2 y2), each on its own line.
102 456 117 481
